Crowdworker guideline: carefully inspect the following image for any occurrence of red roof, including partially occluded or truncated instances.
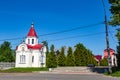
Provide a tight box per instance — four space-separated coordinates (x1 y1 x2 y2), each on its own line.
104 48 115 52
16 46 18 50
27 44 42 50
95 55 102 61
27 24 37 37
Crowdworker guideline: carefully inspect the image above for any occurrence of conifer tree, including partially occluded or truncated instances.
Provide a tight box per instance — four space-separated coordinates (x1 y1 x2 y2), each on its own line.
66 47 75 66
74 43 86 66
74 43 97 66
46 44 57 68
81 50 88 66
86 50 97 65
0 41 14 62
57 47 66 66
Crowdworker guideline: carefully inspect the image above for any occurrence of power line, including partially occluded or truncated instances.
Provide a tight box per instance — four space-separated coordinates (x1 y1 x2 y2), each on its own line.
38 21 104 37
10 31 106 47
0 22 104 42
48 31 105 42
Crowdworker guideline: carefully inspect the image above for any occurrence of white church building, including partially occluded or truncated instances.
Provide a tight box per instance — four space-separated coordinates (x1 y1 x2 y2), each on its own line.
15 22 46 67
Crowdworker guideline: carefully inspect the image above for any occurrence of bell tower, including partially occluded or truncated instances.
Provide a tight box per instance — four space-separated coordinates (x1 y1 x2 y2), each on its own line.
25 22 38 46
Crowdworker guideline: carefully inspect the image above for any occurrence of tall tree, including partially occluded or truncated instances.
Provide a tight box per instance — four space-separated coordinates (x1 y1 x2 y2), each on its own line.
46 44 57 68
0 41 14 62
74 43 97 66
116 30 120 41
109 0 120 26
66 47 75 66
86 50 97 65
57 47 66 66
74 43 86 66
109 0 120 40
116 30 120 68
109 0 120 68
117 41 120 68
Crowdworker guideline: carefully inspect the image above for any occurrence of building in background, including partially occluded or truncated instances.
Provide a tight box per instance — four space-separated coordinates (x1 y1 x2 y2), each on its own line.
15 22 46 67
94 55 102 65
104 48 117 67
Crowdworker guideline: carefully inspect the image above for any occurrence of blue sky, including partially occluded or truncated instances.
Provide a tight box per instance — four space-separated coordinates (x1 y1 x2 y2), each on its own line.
0 0 118 55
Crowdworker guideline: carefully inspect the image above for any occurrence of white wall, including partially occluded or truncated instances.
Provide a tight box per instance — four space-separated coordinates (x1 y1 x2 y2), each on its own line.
32 50 40 67
15 51 32 67
25 37 38 45
15 43 46 68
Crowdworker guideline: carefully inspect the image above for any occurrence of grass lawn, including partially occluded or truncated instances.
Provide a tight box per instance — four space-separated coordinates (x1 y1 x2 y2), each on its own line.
0 67 49 73
105 71 120 77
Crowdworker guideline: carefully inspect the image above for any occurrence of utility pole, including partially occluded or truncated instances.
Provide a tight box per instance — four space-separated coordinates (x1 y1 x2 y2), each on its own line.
102 0 112 73
105 15 112 73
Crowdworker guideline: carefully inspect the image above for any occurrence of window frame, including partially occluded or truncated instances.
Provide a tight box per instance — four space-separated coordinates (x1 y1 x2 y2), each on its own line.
20 55 26 64
28 39 30 44
32 39 34 44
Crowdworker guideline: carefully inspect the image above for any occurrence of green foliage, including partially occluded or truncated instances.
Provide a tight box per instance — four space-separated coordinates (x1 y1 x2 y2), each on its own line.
117 41 120 68
66 47 75 66
46 43 97 67
116 30 120 41
105 70 120 77
110 71 120 77
46 52 49 68
0 67 48 73
109 14 120 26
74 43 96 66
100 58 108 66
109 0 120 59
0 41 15 62
109 0 120 26
46 44 57 68
57 47 66 66
74 43 83 66
86 50 97 65
74 44 81 66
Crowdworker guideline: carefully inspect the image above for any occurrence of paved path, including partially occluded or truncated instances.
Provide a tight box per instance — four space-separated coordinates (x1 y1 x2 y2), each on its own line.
0 72 120 80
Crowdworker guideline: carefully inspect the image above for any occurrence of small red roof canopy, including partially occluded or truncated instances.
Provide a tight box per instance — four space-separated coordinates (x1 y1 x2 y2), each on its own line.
27 23 37 37
16 44 43 50
27 44 43 50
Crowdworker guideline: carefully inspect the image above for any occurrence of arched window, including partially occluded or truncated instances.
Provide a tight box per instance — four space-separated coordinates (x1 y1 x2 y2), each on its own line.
20 55 26 64
32 39 34 44
28 39 30 44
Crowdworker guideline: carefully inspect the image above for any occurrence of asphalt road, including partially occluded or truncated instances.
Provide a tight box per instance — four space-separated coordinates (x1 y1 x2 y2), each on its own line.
0 73 120 80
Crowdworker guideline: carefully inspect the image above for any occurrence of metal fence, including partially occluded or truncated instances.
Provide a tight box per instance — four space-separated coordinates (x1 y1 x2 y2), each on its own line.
0 62 15 70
